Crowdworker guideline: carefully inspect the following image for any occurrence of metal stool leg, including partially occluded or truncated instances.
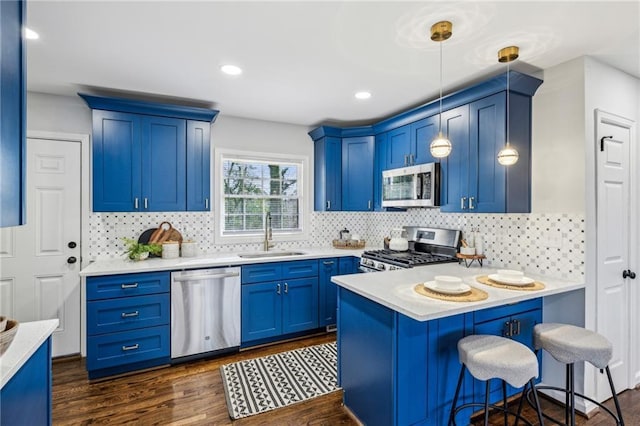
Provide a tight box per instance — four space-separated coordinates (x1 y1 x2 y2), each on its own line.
502 380 508 425
529 378 545 426
484 380 491 426
565 363 571 425
569 363 576 426
604 366 625 426
448 365 465 426
514 381 528 426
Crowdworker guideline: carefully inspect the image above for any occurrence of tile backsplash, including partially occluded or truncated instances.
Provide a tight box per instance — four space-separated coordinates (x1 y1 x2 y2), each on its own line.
88 210 584 279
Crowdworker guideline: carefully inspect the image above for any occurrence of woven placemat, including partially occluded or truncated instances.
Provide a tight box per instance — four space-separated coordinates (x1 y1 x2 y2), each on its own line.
475 275 545 291
414 284 488 302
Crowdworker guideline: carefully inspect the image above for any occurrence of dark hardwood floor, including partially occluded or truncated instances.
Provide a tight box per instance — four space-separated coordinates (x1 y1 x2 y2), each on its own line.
52 333 639 425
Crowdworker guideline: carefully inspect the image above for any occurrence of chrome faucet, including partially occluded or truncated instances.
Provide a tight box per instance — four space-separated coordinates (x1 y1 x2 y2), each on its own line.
263 212 274 251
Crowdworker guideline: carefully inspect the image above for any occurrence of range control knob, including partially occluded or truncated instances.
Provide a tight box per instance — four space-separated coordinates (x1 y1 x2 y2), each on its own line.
378 263 386 271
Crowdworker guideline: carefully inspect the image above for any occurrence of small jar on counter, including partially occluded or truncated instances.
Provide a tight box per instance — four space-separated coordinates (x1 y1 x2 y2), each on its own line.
181 241 198 257
162 241 180 259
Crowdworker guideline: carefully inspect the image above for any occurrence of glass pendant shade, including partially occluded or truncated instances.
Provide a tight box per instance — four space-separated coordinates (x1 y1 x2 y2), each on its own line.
497 143 519 165
430 132 452 158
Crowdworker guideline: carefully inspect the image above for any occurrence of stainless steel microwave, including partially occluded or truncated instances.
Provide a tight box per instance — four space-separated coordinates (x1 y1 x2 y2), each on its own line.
382 162 440 208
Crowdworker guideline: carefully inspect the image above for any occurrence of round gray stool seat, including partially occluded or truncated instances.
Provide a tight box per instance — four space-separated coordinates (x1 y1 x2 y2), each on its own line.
458 334 539 388
533 323 612 369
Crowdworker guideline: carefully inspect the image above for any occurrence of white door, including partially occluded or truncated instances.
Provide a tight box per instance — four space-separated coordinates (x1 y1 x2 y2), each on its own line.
0 138 81 356
595 110 635 399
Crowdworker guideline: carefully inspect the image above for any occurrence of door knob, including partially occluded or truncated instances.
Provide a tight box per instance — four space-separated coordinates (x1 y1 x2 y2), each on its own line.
67 256 77 264
68 241 77 249
623 269 636 279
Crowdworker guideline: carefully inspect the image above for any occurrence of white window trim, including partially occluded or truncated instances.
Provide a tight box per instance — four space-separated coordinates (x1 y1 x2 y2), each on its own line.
213 147 310 245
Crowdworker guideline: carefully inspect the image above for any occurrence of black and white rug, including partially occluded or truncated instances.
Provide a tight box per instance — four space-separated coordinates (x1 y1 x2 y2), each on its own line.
220 342 339 420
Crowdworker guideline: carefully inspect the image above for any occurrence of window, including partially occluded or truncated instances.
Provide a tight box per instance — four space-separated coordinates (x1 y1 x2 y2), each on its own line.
216 149 307 241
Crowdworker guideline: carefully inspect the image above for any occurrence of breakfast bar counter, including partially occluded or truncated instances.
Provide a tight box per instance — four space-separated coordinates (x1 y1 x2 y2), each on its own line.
331 264 584 426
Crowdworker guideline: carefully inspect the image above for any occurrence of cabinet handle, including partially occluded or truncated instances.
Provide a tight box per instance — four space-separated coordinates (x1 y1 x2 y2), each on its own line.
326 200 331 210
461 197 467 210
368 200 372 210
512 319 521 336
284 283 288 294
469 196 475 210
122 343 139 351
134 198 139 209
121 283 139 289
276 283 281 295
144 198 148 209
121 311 139 318
410 154 415 165
323 260 335 265
404 155 409 166
502 320 512 337
205 198 209 209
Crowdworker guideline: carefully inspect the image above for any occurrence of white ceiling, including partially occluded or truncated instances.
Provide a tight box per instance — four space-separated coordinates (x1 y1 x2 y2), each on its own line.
26 1 640 127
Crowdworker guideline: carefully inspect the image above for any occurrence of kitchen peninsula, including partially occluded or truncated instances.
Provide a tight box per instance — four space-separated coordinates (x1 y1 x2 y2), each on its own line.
332 264 584 426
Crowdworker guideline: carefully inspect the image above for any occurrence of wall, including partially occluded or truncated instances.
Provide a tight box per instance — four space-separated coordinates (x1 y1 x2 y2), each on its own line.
27 92 92 134
531 57 586 213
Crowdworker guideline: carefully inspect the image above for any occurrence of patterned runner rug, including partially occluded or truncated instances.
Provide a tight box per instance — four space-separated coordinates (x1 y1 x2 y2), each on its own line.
220 342 339 420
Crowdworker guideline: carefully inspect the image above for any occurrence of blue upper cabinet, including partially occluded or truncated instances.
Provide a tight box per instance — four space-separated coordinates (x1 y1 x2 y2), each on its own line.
80 94 218 212
141 116 186 211
342 136 374 211
186 120 211 211
92 110 142 212
439 105 471 212
386 125 411 169
309 71 541 214
313 136 342 211
0 0 26 227
410 115 438 165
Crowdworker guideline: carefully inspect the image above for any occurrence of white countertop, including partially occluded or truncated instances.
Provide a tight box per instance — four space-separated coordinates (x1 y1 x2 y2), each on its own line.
331 263 585 322
80 247 364 276
1 319 59 389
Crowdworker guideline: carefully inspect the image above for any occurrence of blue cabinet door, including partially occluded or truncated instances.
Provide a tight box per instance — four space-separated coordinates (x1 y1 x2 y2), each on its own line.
141 116 186 211
186 120 211 211
342 136 374 211
92 110 142 212
282 277 318 334
314 136 342 211
241 281 282 342
319 258 339 327
470 93 507 212
386 125 411 169
439 105 470 212
410 115 439 165
0 0 26 227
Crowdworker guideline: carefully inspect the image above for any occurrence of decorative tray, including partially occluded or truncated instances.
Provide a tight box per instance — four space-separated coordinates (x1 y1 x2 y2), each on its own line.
332 239 366 249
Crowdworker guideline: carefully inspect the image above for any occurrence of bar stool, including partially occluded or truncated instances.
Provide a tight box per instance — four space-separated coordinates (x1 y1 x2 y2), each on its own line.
530 323 624 426
448 334 545 426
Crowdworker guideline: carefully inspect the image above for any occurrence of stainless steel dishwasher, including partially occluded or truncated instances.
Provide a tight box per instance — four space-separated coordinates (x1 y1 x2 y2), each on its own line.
171 267 241 360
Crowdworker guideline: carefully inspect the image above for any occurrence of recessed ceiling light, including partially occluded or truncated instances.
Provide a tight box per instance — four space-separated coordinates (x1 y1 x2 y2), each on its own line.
355 91 372 100
221 64 242 76
24 27 39 40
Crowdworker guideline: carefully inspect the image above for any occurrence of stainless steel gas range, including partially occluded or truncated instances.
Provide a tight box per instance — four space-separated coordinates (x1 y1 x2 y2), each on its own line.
359 227 461 273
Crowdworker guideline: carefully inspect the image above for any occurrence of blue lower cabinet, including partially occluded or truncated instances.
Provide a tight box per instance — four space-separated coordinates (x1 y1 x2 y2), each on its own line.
241 261 320 346
86 271 171 379
0 338 52 426
319 258 339 327
87 294 170 336
282 278 318 334
241 281 282 342
87 325 170 373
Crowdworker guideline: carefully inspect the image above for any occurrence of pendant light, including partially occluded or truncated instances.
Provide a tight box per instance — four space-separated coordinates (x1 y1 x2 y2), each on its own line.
497 46 520 166
429 21 453 159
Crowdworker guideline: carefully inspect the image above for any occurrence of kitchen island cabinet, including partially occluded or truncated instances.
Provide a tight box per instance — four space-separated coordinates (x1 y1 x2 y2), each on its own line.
333 264 583 426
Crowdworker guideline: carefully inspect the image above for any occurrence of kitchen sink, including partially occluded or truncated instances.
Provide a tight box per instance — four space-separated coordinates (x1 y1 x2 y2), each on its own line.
237 251 306 259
